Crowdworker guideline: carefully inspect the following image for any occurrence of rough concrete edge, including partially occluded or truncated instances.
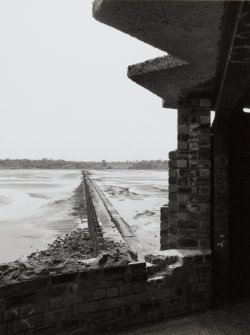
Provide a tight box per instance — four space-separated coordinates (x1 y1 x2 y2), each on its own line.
0 257 147 290
128 55 189 78
146 248 211 282
162 99 177 110
92 0 105 16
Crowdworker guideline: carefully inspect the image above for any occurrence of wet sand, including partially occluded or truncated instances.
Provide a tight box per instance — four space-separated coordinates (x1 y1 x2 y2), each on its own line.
0 169 84 263
0 169 168 263
90 169 168 255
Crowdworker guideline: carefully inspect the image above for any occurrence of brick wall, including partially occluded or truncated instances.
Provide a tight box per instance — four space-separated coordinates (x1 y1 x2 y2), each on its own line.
84 174 105 256
161 99 211 250
160 205 168 250
0 252 211 334
177 99 211 249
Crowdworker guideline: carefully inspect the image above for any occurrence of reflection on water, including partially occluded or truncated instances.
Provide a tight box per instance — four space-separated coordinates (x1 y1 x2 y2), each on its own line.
0 169 82 263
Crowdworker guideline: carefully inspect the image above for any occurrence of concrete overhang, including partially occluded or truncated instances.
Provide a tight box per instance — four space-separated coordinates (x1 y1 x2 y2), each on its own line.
93 0 226 108
128 56 188 109
128 55 214 109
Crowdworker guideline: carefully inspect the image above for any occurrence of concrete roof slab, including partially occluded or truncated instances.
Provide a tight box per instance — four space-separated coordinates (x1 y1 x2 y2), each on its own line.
93 0 226 107
93 0 225 62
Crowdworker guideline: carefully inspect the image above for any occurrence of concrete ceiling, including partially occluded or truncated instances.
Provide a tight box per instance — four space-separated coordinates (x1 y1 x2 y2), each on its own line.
93 0 226 109
213 1 250 128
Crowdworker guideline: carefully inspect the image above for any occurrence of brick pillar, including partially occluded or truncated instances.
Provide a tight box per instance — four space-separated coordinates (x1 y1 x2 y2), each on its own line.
160 204 168 250
177 99 211 249
168 150 178 248
160 150 178 250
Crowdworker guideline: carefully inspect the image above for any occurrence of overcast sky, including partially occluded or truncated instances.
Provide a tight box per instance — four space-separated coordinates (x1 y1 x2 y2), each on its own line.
0 0 177 161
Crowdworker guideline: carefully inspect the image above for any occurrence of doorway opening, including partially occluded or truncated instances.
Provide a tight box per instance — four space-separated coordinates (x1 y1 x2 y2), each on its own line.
229 106 250 298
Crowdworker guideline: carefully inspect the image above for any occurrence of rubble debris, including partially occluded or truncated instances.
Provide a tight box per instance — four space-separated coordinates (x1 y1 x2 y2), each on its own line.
27 228 94 262
0 230 130 286
0 179 132 287
97 252 109 265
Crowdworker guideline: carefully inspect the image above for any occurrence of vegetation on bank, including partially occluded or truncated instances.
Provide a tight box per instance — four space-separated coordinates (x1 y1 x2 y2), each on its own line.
129 160 168 169
0 158 168 169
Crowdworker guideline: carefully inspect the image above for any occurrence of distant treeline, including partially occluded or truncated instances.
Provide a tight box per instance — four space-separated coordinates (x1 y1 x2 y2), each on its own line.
129 160 168 170
0 158 168 170
0 159 101 169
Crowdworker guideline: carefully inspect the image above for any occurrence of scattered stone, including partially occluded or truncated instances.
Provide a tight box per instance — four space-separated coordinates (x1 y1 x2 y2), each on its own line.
97 252 109 265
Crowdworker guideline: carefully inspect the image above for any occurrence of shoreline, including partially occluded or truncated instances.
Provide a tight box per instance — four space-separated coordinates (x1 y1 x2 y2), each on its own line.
0 181 130 287
0 169 83 263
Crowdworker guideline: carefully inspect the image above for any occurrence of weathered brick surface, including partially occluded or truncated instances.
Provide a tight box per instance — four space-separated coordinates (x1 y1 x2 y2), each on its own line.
0 254 211 334
177 99 211 249
160 150 178 250
93 289 106 300
107 287 119 298
161 99 211 250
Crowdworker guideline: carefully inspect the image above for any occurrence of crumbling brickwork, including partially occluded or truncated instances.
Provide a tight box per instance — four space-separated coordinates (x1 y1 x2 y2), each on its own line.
161 99 211 250
0 253 211 334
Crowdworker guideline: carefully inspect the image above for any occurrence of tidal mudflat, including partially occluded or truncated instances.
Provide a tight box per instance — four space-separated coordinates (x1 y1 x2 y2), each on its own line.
89 169 168 254
0 169 168 264
0 169 83 263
